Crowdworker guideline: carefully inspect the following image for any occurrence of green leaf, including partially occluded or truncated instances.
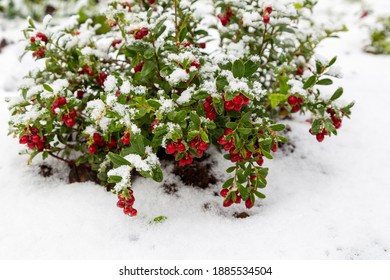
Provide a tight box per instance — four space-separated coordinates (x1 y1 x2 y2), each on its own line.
237 128 252 135
108 152 131 166
152 167 163 182
238 185 249 200
244 60 259 77
130 134 145 156
330 87 343 101
179 27 188 43
222 178 234 189
141 61 157 80
43 84 53 92
254 190 266 199
147 100 161 108
269 124 285 131
151 216 167 224
226 166 236 173
269 94 287 108
232 60 245 78
317 78 333 86
108 175 123 183
327 56 337 67
303 75 317 89
190 111 201 126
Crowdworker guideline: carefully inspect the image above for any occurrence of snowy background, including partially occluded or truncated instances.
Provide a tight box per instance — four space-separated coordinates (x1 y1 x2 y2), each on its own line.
1 0 390 259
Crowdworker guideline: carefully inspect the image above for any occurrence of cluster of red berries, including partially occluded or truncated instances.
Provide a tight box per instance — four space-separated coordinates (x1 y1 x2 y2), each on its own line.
87 133 117 154
182 41 206 49
19 127 46 151
96 72 108 86
203 96 217 120
220 188 254 209
79 65 95 76
30 32 48 43
327 108 343 129
218 128 267 164
189 137 209 157
132 27 149 40
287 95 304 113
51 97 67 114
166 138 206 167
224 94 250 112
134 61 144 73
263 6 273 24
116 191 137 217
61 110 77 128
121 132 131 145
310 108 343 143
218 6 233 26
32 47 46 58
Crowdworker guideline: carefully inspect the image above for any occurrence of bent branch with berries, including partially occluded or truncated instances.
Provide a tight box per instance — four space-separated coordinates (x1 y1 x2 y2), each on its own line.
7 0 353 217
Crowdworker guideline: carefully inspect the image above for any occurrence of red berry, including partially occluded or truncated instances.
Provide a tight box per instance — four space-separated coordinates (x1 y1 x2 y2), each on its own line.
177 143 186 152
126 197 135 206
196 149 203 157
129 208 138 217
245 198 254 209
218 136 228 145
166 143 177 154
256 157 264 166
36 142 44 150
265 6 273 14
224 101 235 111
97 140 106 147
206 110 217 120
242 96 250 105
178 158 187 167
224 128 233 135
36 32 47 42
235 195 241 204
218 14 229 26
93 133 101 143
220 189 229 198
198 141 208 151
287 95 298 105
263 14 270 24
65 118 76 128
297 67 304 76
185 156 193 165
134 62 144 73
316 133 325 143
203 102 213 112
31 135 41 143
58 97 67 106
190 60 201 69
291 105 300 113
88 145 97 154
19 135 30 144
272 143 278 152
111 39 122 47
189 140 198 148
30 37 36 43
223 199 233 207
233 104 242 112
123 207 132 215
333 118 342 129
233 95 244 106
205 96 212 103
27 142 36 149
199 42 206 49
30 127 39 134
77 90 84 99
116 201 125 208
231 154 240 162
297 97 303 104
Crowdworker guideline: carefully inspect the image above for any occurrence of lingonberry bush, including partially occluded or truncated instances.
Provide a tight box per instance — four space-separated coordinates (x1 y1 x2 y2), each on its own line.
0 0 101 20
365 16 390 54
7 0 354 217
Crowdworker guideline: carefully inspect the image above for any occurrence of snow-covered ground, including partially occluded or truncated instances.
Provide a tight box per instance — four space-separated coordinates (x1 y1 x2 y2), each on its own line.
1 0 390 259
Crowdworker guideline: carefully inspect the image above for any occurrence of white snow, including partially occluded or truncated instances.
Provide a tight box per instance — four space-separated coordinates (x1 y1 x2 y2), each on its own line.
1 0 390 260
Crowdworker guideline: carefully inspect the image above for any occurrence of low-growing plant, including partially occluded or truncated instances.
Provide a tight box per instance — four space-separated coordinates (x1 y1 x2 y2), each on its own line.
7 0 354 217
0 0 101 20
365 16 390 54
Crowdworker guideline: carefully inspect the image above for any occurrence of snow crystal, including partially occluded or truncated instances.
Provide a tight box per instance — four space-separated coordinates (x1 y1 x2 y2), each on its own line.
288 79 306 95
166 68 189 85
120 80 131 94
104 76 117 92
124 154 150 171
176 86 195 105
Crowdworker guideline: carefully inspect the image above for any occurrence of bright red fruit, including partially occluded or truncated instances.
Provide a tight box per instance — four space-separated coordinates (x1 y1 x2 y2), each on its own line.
287 95 298 105
198 141 208 151
223 199 233 207
316 133 325 143
220 189 229 198
166 143 177 154
88 145 97 154
245 198 254 209
19 135 29 144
